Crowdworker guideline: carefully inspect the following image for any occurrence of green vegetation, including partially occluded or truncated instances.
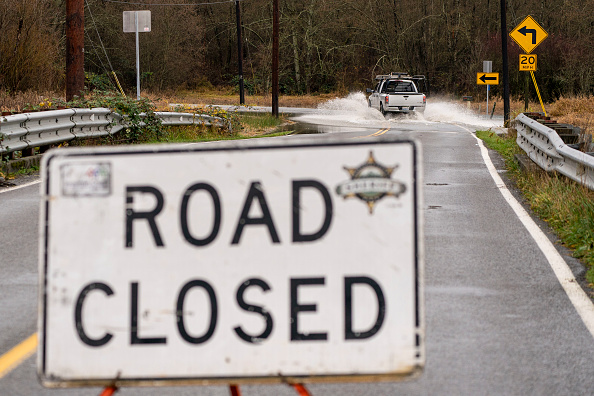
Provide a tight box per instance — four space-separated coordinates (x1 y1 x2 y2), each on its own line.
241 113 284 130
147 117 291 144
1 155 40 180
476 130 521 172
61 93 164 144
14 165 39 176
477 130 594 287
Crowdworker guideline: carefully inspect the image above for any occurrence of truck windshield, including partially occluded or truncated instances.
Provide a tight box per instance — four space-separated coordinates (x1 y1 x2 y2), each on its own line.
383 80 414 93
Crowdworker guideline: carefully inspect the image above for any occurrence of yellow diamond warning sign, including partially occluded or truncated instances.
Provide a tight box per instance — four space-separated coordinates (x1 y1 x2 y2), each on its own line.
510 16 548 54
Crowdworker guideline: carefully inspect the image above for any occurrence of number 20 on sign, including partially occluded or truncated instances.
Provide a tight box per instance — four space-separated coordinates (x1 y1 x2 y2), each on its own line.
520 54 537 71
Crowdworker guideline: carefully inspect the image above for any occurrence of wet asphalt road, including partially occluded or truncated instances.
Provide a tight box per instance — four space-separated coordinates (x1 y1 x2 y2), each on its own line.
1 111 593 395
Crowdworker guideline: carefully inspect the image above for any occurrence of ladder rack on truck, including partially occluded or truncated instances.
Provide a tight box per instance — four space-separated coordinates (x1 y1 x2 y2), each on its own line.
367 72 429 116
375 73 429 95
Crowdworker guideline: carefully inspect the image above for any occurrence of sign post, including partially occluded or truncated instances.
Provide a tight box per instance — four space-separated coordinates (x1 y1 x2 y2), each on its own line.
483 61 492 117
123 11 151 100
39 136 424 387
477 62 499 118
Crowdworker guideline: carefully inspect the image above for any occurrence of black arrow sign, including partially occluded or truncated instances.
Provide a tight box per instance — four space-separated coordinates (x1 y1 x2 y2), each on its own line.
479 74 497 83
518 26 537 44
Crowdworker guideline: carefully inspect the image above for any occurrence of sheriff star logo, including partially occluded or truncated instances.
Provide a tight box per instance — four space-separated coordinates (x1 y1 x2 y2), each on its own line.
336 151 406 214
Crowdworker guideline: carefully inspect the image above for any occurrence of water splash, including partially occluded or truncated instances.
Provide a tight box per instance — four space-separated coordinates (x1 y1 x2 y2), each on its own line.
420 99 503 128
313 92 385 123
294 92 503 130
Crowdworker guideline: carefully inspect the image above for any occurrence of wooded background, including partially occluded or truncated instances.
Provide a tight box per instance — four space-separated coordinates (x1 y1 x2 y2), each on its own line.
0 0 592 101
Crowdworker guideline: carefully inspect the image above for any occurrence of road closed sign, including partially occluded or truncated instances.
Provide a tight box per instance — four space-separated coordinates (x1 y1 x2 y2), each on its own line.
38 135 424 387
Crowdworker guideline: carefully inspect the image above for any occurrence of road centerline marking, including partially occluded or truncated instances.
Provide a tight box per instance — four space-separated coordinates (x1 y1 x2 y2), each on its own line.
354 128 390 139
372 128 389 136
0 333 37 379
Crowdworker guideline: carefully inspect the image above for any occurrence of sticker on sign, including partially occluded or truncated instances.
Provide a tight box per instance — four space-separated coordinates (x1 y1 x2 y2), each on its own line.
38 135 424 387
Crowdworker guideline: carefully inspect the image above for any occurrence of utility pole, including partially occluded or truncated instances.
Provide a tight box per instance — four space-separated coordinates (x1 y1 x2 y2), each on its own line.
272 0 279 118
66 0 85 102
500 0 511 125
235 0 245 105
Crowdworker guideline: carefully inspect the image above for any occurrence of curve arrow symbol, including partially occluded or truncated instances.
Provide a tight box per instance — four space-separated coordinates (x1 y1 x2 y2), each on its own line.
519 26 537 44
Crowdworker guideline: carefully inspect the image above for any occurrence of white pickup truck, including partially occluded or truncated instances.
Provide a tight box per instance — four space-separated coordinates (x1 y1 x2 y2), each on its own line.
367 73 427 115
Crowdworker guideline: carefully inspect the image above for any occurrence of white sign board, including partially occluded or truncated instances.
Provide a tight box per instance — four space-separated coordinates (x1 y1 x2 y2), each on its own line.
483 60 492 73
123 10 151 33
39 136 424 387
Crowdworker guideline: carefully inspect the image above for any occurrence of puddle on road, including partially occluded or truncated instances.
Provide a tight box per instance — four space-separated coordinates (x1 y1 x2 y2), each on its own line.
290 122 363 135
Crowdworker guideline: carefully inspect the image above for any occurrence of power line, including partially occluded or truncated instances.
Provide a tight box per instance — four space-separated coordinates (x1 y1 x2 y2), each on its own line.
85 29 111 76
85 0 116 73
102 0 244 6
85 0 126 95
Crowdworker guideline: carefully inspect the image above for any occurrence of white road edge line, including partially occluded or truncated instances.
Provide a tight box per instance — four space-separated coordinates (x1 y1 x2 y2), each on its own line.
464 126 594 338
0 180 41 194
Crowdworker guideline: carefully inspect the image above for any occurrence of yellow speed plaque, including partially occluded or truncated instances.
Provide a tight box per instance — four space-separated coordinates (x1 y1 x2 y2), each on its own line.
519 54 537 71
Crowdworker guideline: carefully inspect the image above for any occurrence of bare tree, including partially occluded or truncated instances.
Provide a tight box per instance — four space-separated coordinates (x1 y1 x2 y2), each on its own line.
0 0 592 98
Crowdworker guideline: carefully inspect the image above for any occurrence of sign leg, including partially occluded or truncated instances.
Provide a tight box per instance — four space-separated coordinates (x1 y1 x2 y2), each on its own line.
230 385 242 396
486 85 489 117
524 73 529 111
135 12 140 100
99 386 117 396
530 71 547 117
292 384 312 396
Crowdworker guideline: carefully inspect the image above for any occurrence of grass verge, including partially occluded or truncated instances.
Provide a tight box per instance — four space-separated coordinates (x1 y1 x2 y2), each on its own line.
476 130 594 288
143 113 291 144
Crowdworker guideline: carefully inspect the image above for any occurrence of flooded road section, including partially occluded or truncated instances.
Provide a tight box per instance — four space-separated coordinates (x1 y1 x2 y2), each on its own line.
291 92 504 134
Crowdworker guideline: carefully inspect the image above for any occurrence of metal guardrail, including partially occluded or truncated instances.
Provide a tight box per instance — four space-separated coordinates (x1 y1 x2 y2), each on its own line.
157 111 227 128
515 113 594 190
0 108 226 154
9 109 591 189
